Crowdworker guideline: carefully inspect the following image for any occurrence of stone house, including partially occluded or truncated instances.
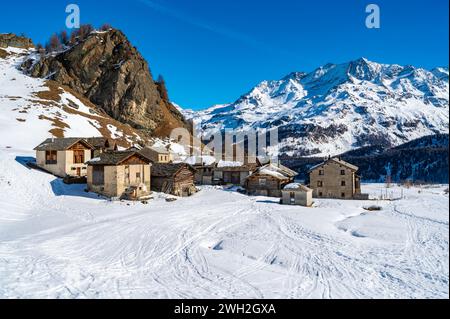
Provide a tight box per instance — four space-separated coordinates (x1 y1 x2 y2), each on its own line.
34 138 95 177
85 137 118 157
139 146 173 163
151 163 197 197
86 151 152 200
281 183 313 207
309 157 365 199
245 163 298 197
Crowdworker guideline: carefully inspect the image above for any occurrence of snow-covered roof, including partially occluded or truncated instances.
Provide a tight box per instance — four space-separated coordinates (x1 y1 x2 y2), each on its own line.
308 157 359 172
283 183 312 192
185 155 217 166
250 163 298 180
217 160 244 168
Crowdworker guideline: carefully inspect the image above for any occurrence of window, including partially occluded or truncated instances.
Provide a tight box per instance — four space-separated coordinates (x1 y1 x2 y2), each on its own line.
319 170 324 176
341 170 346 176
45 151 57 164
73 150 84 164
319 192 323 197
136 172 141 179
259 178 267 186
341 193 346 198
341 181 346 186
317 181 323 187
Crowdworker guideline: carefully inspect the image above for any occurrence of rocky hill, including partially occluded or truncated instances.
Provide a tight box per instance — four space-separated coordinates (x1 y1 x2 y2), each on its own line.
23 29 189 138
0 33 34 49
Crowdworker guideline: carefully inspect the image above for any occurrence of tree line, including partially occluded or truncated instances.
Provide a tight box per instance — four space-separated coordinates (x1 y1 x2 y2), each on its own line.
36 23 112 55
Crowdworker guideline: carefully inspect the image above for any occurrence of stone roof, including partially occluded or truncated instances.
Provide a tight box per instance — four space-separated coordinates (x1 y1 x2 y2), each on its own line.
309 157 359 172
151 163 195 178
34 138 94 151
248 163 298 180
85 137 111 150
87 151 151 166
149 146 170 154
283 183 312 192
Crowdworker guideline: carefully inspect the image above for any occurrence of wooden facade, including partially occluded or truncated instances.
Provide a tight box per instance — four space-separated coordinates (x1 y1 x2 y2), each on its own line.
34 138 94 178
152 163 197 197
245 163 297 197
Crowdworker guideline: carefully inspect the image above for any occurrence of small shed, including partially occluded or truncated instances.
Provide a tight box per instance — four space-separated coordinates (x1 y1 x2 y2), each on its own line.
151 163 197 197
281 183 313 207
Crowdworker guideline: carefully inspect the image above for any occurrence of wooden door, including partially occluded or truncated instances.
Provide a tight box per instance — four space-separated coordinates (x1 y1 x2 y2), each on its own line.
231 172 240 185
76 167 81 176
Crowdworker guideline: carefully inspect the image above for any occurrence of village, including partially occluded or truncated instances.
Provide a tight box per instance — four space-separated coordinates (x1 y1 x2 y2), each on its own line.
31 136 370 206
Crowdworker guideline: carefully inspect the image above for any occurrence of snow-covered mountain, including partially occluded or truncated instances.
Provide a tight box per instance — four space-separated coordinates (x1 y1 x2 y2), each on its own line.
184 58 449 157
0 44 188 156
0 46 149 150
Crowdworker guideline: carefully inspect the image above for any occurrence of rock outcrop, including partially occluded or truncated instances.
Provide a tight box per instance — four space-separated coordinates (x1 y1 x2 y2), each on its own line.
0 33 34 49
26 29 189 137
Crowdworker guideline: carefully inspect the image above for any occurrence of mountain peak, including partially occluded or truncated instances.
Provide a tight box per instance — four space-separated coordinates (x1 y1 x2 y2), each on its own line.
184 58 449 157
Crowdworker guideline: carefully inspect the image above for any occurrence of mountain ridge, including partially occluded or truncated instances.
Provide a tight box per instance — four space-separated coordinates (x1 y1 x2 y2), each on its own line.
183 57 449 157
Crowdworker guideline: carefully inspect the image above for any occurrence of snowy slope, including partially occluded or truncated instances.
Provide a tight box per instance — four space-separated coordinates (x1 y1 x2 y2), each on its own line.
0 46 448 300
0 146 448 298
0 47 147 151
184 58 449 157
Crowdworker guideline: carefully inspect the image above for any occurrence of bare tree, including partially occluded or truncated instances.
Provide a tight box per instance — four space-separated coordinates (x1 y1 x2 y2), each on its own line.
59 30 69 46
157 75 170 101
48 33 62 52
100 23 112 31
77 24 95 41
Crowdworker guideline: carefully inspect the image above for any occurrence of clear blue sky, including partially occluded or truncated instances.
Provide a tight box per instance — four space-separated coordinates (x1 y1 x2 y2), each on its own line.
1 0 448 109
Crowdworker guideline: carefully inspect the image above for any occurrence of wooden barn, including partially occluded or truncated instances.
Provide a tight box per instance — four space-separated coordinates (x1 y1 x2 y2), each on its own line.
184 155 217 185
245 163 298 197
213 160 261 186
151 163 197 197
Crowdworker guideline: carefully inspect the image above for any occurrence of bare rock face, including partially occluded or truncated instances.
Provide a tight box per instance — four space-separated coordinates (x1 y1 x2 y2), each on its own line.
0 33 34 49
27 29 189 137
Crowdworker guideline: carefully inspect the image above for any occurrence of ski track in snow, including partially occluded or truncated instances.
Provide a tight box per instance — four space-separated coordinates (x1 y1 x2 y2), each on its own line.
0 148 448 299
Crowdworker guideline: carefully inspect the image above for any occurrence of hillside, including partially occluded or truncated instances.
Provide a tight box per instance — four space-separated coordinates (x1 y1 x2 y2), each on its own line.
282 134 449 184
0 44 155 150
24 29 190 138
184 58 449 157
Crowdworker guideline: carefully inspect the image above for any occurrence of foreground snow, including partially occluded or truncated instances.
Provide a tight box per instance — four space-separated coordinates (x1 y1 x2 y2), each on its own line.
0 148 448 299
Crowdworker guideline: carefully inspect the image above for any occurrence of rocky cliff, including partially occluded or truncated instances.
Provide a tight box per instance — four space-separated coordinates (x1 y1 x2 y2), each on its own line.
25 29 189 138
0 33 34 49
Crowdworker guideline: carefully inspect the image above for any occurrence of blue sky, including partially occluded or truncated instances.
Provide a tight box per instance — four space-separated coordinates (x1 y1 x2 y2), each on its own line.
1 0 448 109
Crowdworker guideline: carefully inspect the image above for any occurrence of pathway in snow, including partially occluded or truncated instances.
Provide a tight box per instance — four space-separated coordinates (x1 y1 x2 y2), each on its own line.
0 149 448 298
